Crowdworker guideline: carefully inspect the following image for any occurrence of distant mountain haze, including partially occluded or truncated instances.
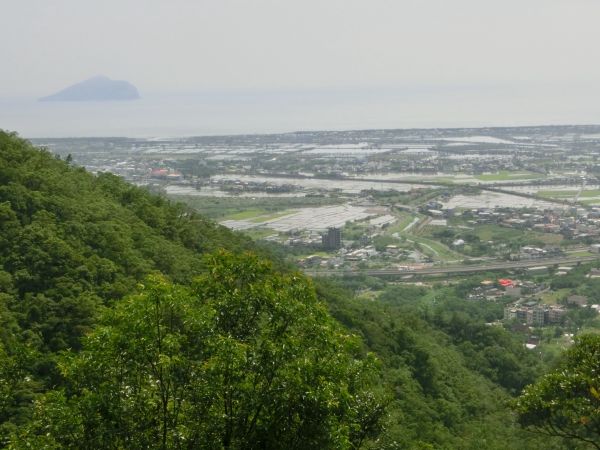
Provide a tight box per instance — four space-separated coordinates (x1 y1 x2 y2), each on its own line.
39 76 140 102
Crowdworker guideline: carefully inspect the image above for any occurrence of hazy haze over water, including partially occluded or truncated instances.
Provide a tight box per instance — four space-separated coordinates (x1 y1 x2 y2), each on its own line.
4 83 600 138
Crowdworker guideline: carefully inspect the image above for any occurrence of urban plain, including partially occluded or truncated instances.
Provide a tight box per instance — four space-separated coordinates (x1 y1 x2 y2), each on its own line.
37 124 600 358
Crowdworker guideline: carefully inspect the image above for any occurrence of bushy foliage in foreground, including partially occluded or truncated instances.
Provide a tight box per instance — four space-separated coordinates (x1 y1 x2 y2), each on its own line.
0 130 256 443
317 278 569 449
10 252 383 449
515 334 600 449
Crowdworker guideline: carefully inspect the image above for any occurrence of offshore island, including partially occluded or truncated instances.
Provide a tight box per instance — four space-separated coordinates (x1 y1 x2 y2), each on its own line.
39 75 140 102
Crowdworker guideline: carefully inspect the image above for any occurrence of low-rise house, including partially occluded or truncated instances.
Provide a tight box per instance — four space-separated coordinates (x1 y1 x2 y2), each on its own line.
527 266 549 275
384 245 401 256
526 307 545 327
546 307 567 323
503 302 566 326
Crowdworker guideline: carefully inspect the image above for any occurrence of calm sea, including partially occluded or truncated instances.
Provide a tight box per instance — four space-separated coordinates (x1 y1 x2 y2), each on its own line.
2 86 599 138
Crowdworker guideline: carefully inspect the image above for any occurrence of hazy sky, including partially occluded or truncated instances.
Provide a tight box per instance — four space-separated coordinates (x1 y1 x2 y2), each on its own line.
2 0 600 135
3 0 600 96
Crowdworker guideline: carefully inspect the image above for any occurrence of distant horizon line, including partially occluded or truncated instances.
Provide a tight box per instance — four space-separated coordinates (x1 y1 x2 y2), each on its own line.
24 122 600 141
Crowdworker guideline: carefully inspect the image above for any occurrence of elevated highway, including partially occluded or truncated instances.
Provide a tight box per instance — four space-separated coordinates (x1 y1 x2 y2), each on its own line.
306 255 599 278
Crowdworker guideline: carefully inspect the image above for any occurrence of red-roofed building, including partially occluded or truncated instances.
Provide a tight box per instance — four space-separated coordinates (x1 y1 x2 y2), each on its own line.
150 168 169 179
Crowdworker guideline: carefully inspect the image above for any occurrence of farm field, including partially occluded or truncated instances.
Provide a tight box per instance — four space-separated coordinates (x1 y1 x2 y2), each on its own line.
473 224 563 245
475 171 546 182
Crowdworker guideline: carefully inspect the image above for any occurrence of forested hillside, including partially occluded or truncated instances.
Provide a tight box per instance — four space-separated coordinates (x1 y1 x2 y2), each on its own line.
0 131 593 449
0 131 258 349
317 279 575 449
0 131 263 443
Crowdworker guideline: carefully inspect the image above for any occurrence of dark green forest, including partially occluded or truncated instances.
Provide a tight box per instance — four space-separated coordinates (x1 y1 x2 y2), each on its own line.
0 131 598 449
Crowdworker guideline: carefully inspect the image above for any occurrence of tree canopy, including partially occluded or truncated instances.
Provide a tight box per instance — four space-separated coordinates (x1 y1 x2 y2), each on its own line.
11 252 384 449
515 333 600 449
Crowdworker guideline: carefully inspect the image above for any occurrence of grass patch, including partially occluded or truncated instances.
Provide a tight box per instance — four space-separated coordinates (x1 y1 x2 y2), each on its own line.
249 210 296 223
538 335 575 359
537 190 579 199
412 176 456 184
580 190 600 197
566 250 594 257
355 290 382 301
170 195 344 219
405 235 463 262
580 322 600 334
473 224 563 245
538 288 571 305
242 228 279 240
537 189 600 200
476 171 545 182
224 209 267 220
384 213 462 262
386 213 417 234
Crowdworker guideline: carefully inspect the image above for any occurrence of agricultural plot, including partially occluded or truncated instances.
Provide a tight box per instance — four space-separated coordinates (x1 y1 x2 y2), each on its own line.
475 171 546 182
473 224 563 245
535 189 600 205
171 195 344 219
220 204 381 232
442 192 563 210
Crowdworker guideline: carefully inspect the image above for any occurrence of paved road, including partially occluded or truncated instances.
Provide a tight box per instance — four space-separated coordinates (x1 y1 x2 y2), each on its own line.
306 255 600 278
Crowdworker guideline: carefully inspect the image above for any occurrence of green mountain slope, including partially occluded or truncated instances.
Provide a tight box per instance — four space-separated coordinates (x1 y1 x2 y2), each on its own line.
0 131 262 442
0 131 256 352
317 279 573 449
